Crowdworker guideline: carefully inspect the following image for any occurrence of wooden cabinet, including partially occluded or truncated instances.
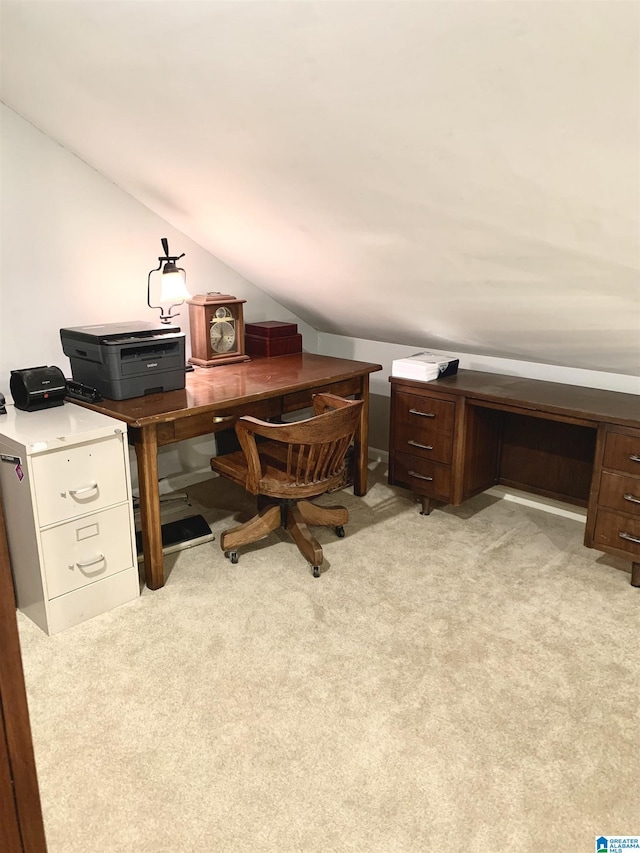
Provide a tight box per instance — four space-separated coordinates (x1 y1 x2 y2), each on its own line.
388 384 458 514
389 371 640 585
0 403 139 634
586 425 640 585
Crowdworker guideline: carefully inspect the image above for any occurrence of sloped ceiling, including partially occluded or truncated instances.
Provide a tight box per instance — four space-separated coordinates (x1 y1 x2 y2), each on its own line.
1 0 638 374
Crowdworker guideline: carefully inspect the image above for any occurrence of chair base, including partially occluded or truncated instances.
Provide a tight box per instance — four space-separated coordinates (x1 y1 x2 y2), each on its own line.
220 498 348 575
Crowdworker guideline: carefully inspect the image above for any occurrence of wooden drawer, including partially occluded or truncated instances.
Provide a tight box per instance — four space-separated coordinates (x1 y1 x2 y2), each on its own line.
390 451 452 502
283 378 361 413
392 422 453 464
31 434 128 527
40 503 136 599
393 391 455 434
598 471 640 516
592 507 640 558
163 398 282 443
602 430 640 476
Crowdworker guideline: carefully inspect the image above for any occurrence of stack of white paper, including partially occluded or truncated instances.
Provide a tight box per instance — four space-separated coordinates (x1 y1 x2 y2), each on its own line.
391 351 458 381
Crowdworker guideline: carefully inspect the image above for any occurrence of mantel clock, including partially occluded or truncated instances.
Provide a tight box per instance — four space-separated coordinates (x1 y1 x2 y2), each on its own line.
187 292 250 368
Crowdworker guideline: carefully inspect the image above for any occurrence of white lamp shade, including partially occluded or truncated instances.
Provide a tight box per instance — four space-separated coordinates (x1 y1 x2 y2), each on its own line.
160 269 189 302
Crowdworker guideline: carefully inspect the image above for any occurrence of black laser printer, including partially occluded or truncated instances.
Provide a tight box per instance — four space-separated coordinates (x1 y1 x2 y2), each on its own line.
60 321 186 401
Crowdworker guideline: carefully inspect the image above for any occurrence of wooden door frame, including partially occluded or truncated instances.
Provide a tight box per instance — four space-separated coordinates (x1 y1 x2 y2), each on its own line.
0 491 47 852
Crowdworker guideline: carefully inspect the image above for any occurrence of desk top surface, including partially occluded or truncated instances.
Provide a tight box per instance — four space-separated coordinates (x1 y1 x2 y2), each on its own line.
391 369 640 428
74 352 382 427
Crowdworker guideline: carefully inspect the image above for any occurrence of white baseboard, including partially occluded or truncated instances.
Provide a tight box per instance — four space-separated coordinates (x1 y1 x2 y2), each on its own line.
158 469 218 494
484 485 587 522
153 451 587 523
159 449 390 493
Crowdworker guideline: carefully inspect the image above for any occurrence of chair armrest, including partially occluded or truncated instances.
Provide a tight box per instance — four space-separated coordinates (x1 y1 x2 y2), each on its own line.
312 393 356 415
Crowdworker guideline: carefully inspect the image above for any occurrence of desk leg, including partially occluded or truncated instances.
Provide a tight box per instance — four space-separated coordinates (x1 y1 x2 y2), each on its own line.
354 376 370 496
134 424 165 590
631 561 640 588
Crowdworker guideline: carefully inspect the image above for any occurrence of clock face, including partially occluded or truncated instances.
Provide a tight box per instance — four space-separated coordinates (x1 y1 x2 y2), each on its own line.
210 319 237 353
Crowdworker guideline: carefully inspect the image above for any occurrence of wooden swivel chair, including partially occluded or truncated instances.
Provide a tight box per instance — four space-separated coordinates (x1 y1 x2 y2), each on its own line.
210 393 364 577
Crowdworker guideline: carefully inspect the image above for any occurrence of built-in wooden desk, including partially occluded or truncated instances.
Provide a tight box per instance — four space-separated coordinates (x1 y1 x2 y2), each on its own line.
74 353 382 589
389 370 640 585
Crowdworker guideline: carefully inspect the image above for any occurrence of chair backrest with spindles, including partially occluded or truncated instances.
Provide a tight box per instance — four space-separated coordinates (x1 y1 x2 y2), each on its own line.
235 394 363 499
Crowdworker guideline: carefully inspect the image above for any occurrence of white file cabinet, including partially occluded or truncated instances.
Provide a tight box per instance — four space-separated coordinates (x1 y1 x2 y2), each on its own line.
0 402 139 634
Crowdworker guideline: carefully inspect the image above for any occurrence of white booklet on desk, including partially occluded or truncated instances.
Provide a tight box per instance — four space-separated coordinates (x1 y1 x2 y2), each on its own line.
391 351 459 381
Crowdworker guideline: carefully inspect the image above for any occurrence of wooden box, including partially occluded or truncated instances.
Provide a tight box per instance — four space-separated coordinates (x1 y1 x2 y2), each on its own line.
245 321 303 357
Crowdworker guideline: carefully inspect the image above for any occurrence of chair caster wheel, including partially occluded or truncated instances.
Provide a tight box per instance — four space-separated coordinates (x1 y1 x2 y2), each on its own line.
335 526 345 538
312 566 320 578
225 550 239 564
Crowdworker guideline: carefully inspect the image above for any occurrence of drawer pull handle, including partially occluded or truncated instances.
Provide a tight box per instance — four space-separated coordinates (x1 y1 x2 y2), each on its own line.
68 482 98 497
409 408 435 418
619 532 640 546
629 454 640 464
623 493 640 505
75 554 106 569
408 440 433 451
409 470 434 482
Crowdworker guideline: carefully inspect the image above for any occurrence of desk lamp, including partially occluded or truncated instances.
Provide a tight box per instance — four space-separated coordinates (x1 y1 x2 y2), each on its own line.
147 237 189 323
146 238 210 553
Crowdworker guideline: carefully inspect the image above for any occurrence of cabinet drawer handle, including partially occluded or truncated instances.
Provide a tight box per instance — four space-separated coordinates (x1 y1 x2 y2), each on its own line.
75 554 106 569
629 454 640 464
408 440 433 451
619 532 640 546
409 408 435 418
409 470 433 482
68 482 98 497
623 493 640 505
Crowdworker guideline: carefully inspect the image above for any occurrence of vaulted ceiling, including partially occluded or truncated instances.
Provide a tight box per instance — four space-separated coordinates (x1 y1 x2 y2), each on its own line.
1 0 638 374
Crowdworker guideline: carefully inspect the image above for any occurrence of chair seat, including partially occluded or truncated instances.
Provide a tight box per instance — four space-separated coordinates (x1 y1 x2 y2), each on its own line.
211 440 347 499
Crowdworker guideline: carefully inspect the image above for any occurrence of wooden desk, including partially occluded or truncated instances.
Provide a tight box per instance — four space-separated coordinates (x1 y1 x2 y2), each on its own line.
75 353 382 589
389 370 640 585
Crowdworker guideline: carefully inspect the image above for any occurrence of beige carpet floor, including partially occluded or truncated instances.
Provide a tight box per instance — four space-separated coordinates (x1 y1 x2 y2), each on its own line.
17 462 639 853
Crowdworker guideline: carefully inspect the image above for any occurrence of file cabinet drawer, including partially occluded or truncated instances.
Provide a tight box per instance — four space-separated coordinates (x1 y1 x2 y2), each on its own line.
602 431 640 476
46 569 141 636
393 422 453 464
32 434 129 527
597 471 640 516
394 391 455 434
40 503 135 599
391 452 452 502
592 507 640 558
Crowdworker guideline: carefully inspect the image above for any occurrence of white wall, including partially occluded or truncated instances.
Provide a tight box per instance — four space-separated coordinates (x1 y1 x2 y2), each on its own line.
0 105 317 480
318 334 640 399
2 2 637 377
